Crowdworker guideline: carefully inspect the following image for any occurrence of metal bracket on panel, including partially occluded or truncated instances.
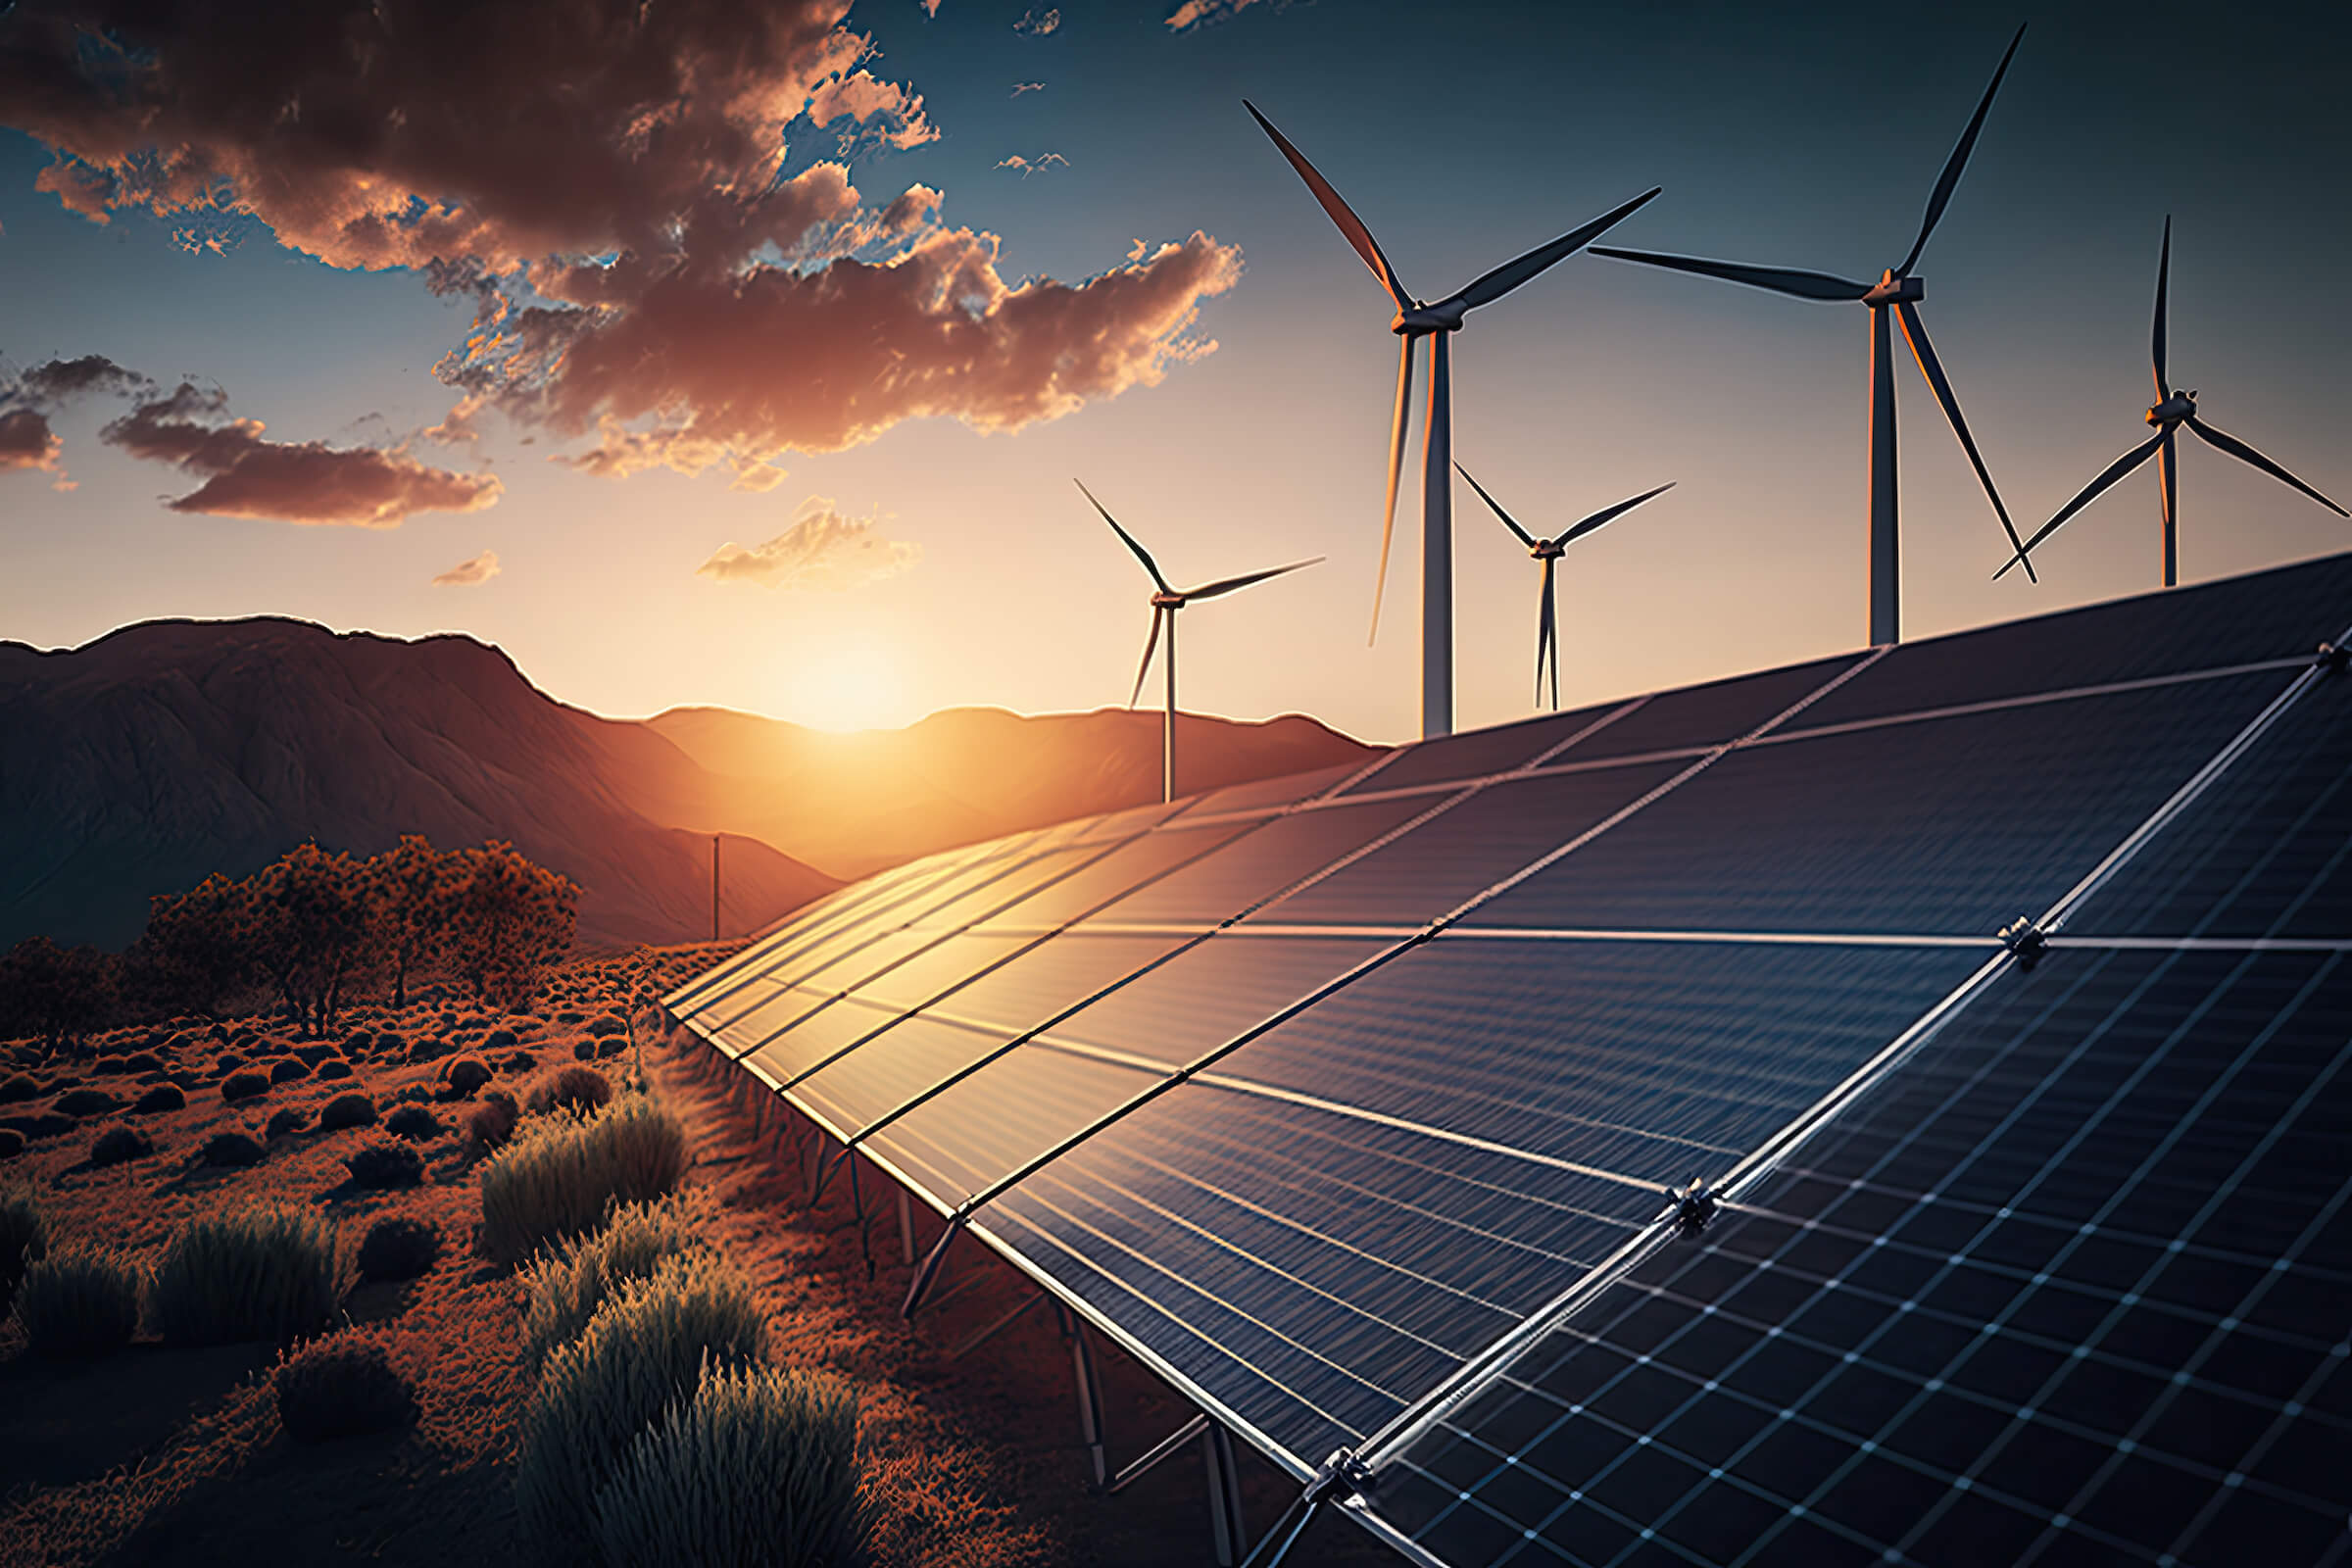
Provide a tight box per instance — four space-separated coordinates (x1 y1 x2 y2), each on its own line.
1663 1174 1720 1237
902 1212 968 1318
2317 641 2350 674
1997 915 2049 971
1204 1421 1251 1566
1108 1412 1209 1494
1064 1307 1109 1489
1239 1449 1373 1568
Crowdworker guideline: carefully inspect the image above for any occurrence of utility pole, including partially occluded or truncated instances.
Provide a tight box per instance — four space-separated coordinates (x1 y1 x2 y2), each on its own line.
710 834 720 943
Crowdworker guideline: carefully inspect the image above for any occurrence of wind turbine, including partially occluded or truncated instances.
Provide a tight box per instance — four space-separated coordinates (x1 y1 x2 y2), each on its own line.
1078 479 1322 803
1996 218 2346 586
1591 23 2033 646
1245 99 1661 739
1457 466 1675 710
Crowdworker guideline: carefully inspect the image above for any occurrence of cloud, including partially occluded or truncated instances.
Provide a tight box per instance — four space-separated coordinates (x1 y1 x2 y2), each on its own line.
996 153 1071 176
920 0 943 14
1011 82 1045 97
102 382 503 526
422 393 490 446
0 409 63 473
1165 0 1276 28
1 0 1242 484
1013 7 1061 35
697 497 920 591
432 549 501 587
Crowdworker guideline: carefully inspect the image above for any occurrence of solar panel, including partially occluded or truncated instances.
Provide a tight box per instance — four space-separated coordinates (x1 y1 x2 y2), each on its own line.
655 549 2352 1568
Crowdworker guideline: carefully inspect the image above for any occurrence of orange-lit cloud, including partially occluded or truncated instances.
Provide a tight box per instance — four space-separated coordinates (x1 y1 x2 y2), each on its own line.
697 497 920 591
102 383 503 527
996 153 1070 176
1165 0 1275 28
0 353 151 482
432 549 502 587
1011 81 1045 97
1013 8 1061 35
0 408 62 473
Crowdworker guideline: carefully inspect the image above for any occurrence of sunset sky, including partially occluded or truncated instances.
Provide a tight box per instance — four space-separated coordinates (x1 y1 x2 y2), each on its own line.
2 0 2347 742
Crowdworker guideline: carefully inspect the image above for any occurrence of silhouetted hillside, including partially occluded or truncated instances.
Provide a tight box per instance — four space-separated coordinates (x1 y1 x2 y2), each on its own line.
0 618 833 950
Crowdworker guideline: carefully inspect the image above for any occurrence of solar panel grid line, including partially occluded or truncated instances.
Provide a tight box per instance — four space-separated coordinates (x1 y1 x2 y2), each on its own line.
1339 636 2336 1494
1728 951 2338 1567
1312 697 1658 811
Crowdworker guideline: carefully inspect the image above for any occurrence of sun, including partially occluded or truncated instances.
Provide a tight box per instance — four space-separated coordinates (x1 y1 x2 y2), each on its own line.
780 635 908 733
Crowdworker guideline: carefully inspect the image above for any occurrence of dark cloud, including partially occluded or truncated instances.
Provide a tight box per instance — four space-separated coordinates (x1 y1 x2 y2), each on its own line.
0 408 63 472
0 0 1244 483
697 497 919 590
4 354 149 409
102 382 502 526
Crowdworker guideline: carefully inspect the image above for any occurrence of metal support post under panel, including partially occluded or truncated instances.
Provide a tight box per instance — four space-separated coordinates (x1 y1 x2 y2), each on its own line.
1071 1317 1108 1489
1205 1420 1250 1566
898 1187 915 1266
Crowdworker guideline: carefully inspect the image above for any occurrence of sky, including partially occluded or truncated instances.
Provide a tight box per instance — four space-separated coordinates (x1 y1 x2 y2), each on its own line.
2 0 2348 743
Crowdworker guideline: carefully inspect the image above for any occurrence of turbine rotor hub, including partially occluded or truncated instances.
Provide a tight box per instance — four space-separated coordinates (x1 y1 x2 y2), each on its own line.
1862 271 1925 307
1532 541 1566 561
2147 390 2196 427
1392 300 1466 335
1150 591 1186 610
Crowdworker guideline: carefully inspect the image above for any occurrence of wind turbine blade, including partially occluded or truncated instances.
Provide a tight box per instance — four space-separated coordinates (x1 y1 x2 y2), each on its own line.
1894 302 2034 581
2152 216 2171 400
1456 464 1539 549
1183 557 1326 602
1127 607 1163 710
1076 478 1174 593
1372 334 1416 644
1588 246 1872 302
1243 100 1411 310
2184 416 2350 516
1898 22 2027 275
1448 188 1664 313
1993 433 2164 579
1556 481 1677 548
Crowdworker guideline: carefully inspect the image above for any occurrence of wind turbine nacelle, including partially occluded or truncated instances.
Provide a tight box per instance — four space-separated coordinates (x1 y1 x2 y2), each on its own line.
2146 392 2196 427
1862 274 1925 307
1150 591 1187 609
1393 301 1467 335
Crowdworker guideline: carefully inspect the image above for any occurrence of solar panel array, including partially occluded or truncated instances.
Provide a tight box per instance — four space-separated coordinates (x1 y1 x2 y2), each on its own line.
664 551 2352 1566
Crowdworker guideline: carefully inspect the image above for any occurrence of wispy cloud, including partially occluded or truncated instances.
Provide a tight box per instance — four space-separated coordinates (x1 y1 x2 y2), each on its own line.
102 382 503 527
1013 7 1061 35
1011 81 1045 97
1165 0 1278 29
432 549 501 587
697 497 921 592
996 153 1070 177
0 353 151 483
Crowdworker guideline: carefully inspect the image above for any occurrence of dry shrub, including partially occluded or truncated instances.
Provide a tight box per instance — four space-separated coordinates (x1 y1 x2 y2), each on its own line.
385 1104 445 1142
133 1083 186 1114
0 1128 25 1159
269 1057 310 1084
441 1056 493 1098
202 1131 266 1167
468 1089 521 1151
517 1189 715 1373
53 1087 121 1119
267 1106 310 1140
356 1216 442 1283
315 1058 355 1081
593 1360 871 1568
527 1064 612 1117
0 1072 36 1104
2 1184 47 1310
150 1205 342 1346
318 1092 377 1131
220 1071 270 1102
479 1094 687 1265
88 1124 152 1167
514 1251 765 1559
15 1245 141 1358
275 1331 417 1443
344 1139 424 1190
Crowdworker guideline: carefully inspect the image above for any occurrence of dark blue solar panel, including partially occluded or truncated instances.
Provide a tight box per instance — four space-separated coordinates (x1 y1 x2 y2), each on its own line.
1191 760 1371 816
1464 671 2290 936
1340 702 1626 797
1795 549 2352 731
1373 945 2352 1568
1552 655 1861 767
1083 797 1440 928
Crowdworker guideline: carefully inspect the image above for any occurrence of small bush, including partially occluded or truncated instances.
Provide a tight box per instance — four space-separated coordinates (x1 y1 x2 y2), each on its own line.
0 1129 23 1160
214 1054 245 1076
478 1095 689 1264
92 1054 131 1076
318 1093 377 1131
356 1216 442 1283
483 1029 519 1051
441 1057 493 1098
220 1071 270 1102
585 1014 628 1040
202 1132 267 1168
315 1058 355 1082
2 1186 47 1309
132 1083 186 1114
14 1246 141 1358
122 1053 166 1075
53 1088 122 1119
0 1073 37 1104
593 1360 871 1568
294 1044 342 1067
343 1140 423 1191
384 1104 444 1143
527 1065 612 1117
468 1090 521 1151
275 1333 416 1443
514 1251 766 1558
518 1190 716 1372
267 1107 310 1141
269 1057 310 1085
150 1206 341 1346
89 1125 153 1167
2 1112 74 1142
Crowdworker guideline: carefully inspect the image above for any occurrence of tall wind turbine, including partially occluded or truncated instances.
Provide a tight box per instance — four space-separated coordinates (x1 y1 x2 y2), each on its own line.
1078 480 1322 803
1591 24 2033 646
1245 100 1660 739
1458 466 1675 710
1996 218 2346 586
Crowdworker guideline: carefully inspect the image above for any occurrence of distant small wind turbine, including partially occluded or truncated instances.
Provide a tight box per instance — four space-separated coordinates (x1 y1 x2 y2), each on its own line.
1245 99 1660 739
1996 217 2346 586
1591 24 2033 645
1457 466 1674 710
1077 479 1322 803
